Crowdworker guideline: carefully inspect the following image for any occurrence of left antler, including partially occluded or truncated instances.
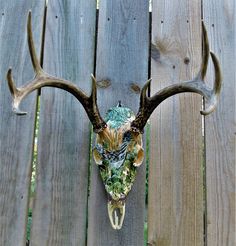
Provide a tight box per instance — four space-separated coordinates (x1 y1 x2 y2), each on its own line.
131 22 222 133
7 11 106 133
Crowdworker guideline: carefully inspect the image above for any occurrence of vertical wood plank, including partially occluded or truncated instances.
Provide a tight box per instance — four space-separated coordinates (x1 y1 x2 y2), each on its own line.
87 0 149 245
203 1 235 245
148 0 204 245
30 1 96 245
0 1 44 246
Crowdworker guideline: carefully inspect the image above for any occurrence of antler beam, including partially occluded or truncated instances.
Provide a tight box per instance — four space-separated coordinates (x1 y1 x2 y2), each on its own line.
7 11 106 133
131 22 222 133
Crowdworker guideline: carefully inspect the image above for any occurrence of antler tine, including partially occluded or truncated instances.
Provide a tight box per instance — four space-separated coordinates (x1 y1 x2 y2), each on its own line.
27 10 43 75
131 21 222 133
201 51 222 115
130 79 152 133
89 74 107 132
140 78 152 108
198 21 209 80
7 11 106 133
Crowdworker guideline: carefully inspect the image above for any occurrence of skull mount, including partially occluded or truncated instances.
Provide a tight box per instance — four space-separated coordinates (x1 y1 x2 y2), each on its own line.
93 106 144 229
7 12 222 230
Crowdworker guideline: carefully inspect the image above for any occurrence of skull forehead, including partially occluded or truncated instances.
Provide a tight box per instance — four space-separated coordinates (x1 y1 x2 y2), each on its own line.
96 124 142 152
96 106 138 151
105 106 135 129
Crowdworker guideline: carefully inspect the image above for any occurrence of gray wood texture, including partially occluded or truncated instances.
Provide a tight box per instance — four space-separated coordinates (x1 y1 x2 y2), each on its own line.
0 1 44 245
87 0 149 245
148 0 204 245
30 0 96 245
203 1 235 245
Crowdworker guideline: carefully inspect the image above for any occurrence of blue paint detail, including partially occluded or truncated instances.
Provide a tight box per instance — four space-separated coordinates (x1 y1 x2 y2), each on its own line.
105 106 135 129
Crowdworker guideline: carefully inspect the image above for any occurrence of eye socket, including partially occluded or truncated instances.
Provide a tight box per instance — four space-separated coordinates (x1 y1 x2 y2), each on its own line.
93 148 103 165
133 147 144 167
123 130 132 142
99 165 106 171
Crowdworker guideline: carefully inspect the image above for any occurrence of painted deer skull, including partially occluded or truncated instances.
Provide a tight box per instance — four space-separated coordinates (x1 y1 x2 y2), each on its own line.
7 12 222 229
92 105 145 229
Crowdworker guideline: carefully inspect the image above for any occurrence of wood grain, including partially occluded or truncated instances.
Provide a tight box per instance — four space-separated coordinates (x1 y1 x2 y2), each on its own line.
0 1 44 246
148 0 204 245
87 0 149 245
203 1 235 245
30 1 96 245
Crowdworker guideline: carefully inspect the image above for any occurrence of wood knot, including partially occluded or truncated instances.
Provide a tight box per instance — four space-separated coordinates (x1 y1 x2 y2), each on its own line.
151 43 160 62
96 79 111 88
184 57 190 64
130 83 141 94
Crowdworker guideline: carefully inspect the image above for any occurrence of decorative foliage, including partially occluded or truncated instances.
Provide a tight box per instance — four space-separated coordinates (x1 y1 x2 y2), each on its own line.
93 106 144 229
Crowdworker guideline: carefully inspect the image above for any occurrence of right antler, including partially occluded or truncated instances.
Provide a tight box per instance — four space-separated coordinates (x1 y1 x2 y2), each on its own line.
7 11 106 133
131 22 222 133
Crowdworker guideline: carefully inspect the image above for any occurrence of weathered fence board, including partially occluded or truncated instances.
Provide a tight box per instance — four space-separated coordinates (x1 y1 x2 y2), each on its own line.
30 0 96 245
203 1 235 245
87 0 149 245
148 0 204 245
0 1 44 246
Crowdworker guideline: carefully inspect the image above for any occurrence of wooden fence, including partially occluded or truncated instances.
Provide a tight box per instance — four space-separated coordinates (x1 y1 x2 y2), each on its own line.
0 0 234 245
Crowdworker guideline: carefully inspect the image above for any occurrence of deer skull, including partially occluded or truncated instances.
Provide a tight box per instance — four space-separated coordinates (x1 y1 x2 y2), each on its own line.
93 106 144 229
7 12 222 230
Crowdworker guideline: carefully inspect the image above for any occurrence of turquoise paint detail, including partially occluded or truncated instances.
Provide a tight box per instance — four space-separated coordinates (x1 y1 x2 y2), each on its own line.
105 106 135 129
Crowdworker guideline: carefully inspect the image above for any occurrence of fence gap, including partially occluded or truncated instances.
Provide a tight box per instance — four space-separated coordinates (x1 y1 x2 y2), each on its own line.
25 2 48 244
144 123 150 246
203 113 207 246
201 23 207 245
26 96 40 245
144 10 153 246
85 7 100 244
85 127 94 246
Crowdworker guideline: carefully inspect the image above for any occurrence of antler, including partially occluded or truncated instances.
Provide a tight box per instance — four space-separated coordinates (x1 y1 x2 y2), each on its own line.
7 11 106 133
131 22 222 133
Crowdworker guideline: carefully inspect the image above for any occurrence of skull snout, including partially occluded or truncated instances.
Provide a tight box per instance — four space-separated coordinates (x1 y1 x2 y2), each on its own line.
107 200 126 230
